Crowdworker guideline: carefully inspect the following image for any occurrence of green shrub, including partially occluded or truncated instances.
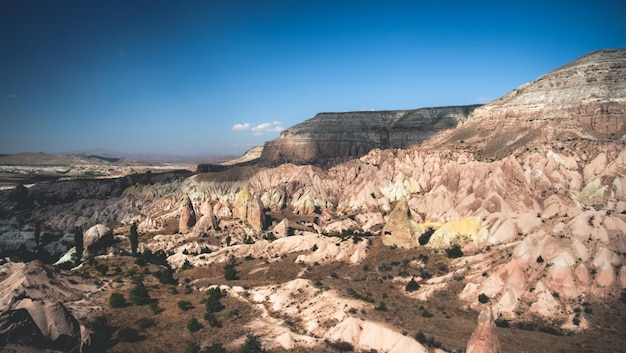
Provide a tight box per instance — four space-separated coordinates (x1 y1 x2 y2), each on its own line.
204 312 222 327
405 278 420 292
205 287 224 313
181 259 194 270
178 300 193 310
478 293 490 303
224 262 238 280
239 334 267 353
375 301 389 311
445 244 463 258
187 316 203 332
418 228 435 245
129 282 150 305
109 292 126 308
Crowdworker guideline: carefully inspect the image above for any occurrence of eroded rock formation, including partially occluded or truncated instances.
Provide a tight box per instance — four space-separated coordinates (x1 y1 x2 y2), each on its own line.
466 306 501 353
260 105 480 165
179 196 196 233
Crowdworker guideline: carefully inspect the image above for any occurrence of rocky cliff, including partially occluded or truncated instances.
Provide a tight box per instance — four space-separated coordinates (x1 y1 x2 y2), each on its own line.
448 49 626 161
260 105 480 165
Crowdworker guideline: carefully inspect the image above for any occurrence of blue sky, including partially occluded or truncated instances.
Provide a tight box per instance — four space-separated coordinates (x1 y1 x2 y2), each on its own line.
1 0 625 157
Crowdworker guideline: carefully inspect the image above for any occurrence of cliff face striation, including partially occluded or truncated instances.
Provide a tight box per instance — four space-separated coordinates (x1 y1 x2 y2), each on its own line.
260 105 480 165
448 49 626 161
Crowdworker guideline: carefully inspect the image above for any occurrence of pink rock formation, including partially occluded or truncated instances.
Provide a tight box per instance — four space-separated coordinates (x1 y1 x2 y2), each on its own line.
179 197 196 233
466 306 501 353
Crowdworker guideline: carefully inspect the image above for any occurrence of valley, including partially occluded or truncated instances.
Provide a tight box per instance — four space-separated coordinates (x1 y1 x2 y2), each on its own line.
1 49 626 353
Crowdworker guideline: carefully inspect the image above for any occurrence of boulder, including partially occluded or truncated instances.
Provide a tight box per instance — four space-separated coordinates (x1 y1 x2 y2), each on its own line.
466 306 501 353
83 224 113 256
273 219 290 238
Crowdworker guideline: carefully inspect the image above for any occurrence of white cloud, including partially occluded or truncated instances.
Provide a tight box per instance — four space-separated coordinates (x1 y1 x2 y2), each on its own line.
232 123 251 131
251 121 283 136
232 121 283 135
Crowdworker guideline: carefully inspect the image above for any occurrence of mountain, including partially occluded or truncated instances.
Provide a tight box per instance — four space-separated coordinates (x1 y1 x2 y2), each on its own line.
1 49 626 353
259 105 481 165
445 48 626 161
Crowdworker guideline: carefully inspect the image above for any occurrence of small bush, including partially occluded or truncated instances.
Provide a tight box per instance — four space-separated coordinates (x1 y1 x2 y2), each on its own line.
239 334 268 353
326 340 354 352
536 255 544 263
445 244 463 258
184 342 201 353
181 259 194 270
311 244 318 251
109 292 126 308
116 327 140 342
204 312 222 327
224 257 238 280
405 278 420 292
415 331 427 343
418 228 435 245
136 317 155 329
178 300 193 310
129 282 150 305
205 287 225 313
478 293 490 303
187 316 203 332
495 319 509 328
422 309 434 318
375 301 389 311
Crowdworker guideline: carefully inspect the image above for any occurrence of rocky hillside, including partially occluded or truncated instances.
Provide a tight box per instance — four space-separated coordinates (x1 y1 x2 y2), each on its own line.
446 49 626 161
259 105 480 165
1 49 625 353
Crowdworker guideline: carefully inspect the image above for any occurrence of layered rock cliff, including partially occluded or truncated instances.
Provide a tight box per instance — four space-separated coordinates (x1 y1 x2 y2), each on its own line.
448 49 626 161
260 105 480 165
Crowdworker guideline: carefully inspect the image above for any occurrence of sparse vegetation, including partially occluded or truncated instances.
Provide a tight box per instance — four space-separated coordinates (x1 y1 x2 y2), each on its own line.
445 244 463 259
187 316 203 332
239 334 268 353
109 292 126 308
405 277 420 292
347 287 375 303
418 228 435 245
224 256 239 280
116 327 140 342
178 300 193 310
128 281 150 305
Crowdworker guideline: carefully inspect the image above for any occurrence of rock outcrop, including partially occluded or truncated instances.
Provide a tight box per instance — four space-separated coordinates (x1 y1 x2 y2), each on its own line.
233 187 267 231
83 224 113 257
381 198 423 248
179 197 196 233
260 105 480 164
450 49 626 161
466 306 501 353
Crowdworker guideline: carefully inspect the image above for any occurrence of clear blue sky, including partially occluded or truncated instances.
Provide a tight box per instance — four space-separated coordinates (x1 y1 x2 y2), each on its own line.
1 0 625 157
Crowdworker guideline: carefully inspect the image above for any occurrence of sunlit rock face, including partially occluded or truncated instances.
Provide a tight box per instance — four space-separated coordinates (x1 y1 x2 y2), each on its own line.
260 105 480 165
466 306 501 353
450 49 626 161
